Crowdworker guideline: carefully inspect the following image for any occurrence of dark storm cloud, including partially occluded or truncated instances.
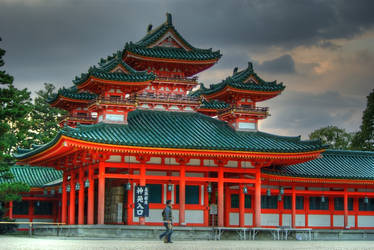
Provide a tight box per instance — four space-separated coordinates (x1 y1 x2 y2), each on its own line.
257 55 295 74
262 90 364 137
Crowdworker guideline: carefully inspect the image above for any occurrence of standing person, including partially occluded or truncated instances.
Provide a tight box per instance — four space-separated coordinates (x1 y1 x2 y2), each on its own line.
159 200 173 243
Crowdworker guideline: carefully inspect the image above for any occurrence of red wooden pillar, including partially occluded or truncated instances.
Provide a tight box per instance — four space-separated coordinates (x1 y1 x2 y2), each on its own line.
97 162 106 224
217 166 224 227
254 167 261 227
78 168 85 225
87 166 94 225
344 188 348 229
139 161 146 225
69 172 76 225
179 165 186 226
8 201 13 219
61 173 67 224
291 186 296 228
239 184 245 227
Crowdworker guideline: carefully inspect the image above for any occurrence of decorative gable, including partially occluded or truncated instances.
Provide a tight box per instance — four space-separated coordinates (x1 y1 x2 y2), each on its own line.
150 31 190 50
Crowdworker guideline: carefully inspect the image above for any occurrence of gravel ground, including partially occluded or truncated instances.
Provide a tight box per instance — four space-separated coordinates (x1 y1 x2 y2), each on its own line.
0 235 373 250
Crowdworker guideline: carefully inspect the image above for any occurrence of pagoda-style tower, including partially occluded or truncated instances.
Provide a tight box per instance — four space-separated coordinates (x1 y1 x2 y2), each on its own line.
194 62 285 130
123 13 221 111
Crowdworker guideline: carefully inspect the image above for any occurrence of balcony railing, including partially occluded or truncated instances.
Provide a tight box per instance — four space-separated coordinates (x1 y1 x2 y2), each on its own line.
136 93 200 104
61 115 97 123
218 106 269 116
92 97 136 106
154 76 198 84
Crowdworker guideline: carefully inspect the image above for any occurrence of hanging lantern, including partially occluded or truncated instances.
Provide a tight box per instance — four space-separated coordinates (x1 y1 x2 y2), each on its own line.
168 184 173 192
84 179 90 188
280 186 284 195
58 201 61 207
66 185 71 192
58 186 62 194
207 184 212 193
50 189 55 195
126 182 132 191
321 195 326 203
364 196 369 204
278 194 282 201
36 201 40 207
75 182 80 191
243 186 248 194
266 188 271 197
43 189 48 195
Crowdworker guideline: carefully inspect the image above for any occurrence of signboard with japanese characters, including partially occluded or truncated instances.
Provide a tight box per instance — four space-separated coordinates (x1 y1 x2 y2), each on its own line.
134 185 149 217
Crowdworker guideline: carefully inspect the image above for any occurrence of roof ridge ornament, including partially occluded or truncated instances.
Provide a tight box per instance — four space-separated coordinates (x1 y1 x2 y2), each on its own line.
147 24 153 33
248 62 253 71
166 12 172 25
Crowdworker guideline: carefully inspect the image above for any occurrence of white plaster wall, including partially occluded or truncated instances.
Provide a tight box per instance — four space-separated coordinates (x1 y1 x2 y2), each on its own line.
358 216 374 227
32 218 54 223
245 213 253 226
261 214 279 226
229 213 239 225
296 214 305 227
296 186 305 190
147 157 161 164
225 161 238 168
15 218 30 229
308 215 330 227
203 160 217 167
146 170 166 176
165 158 177 165
333 215 355 228
186 210 204 224
187 159 200 166
106 155 121 162
282 214 291 227
133 209 163 223
229 212 253 226
308 187 329 191
241 161 254 168
124 156 139 163
186 172 204 177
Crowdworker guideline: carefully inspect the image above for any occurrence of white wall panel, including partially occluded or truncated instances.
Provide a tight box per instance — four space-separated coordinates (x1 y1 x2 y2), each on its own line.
261 214 279 226
308 214 330 227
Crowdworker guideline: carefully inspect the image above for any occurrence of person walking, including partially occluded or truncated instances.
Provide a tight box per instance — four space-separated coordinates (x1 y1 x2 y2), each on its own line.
159 200 173 243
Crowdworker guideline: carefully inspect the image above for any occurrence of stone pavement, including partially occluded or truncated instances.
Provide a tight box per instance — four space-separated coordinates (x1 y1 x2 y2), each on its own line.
0 235 373 250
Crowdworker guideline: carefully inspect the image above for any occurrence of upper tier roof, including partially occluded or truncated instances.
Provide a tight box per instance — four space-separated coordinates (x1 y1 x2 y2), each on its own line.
122 13 221 67
15 109 326 160
0 165 62 188
73 53 155 87
263 150 374 180
48 86 97 104
194 62 285 101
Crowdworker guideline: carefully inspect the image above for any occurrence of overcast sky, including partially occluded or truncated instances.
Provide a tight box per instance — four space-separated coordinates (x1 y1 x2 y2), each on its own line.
1 0 373 139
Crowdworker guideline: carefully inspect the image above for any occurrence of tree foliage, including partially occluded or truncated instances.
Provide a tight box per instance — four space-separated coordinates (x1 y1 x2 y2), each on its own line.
351 89 374 151
0 38 30 205
25 83 66 147
309 125 353 150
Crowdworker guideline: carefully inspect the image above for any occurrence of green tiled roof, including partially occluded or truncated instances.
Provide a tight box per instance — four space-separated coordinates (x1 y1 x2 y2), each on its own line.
15 110 325 160
0 165 62 188
73 62 155 86
200 62 285 96
263 150 374 180
136 13 195 50
47 86 97 104
125 42 221 61
97 50 140 74
199 99 229 110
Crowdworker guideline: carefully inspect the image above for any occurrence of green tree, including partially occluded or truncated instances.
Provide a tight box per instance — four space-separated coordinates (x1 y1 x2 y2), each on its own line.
351 89 374 151
25 83 66 147
309 125 353 150
0 38 30 207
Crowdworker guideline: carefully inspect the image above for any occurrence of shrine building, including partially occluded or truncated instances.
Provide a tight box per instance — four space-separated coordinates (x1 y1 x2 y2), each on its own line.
3 13 374 231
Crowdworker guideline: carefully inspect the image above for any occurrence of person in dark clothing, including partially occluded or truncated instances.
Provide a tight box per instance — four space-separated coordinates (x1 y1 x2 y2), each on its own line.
159 200 173 243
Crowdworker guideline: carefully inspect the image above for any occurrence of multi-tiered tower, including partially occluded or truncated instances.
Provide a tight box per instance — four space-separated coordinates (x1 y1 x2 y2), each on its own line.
49 13 221 127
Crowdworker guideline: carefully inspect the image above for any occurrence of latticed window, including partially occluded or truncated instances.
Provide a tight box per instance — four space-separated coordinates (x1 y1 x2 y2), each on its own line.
230 194 251 208
359 198 374 211
283 196 304 210
261 195 278 209
13 201 29 215
33 201 53 215
309 196 329 210
146 184 162 204
334 197 353 211
176 185 199 204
